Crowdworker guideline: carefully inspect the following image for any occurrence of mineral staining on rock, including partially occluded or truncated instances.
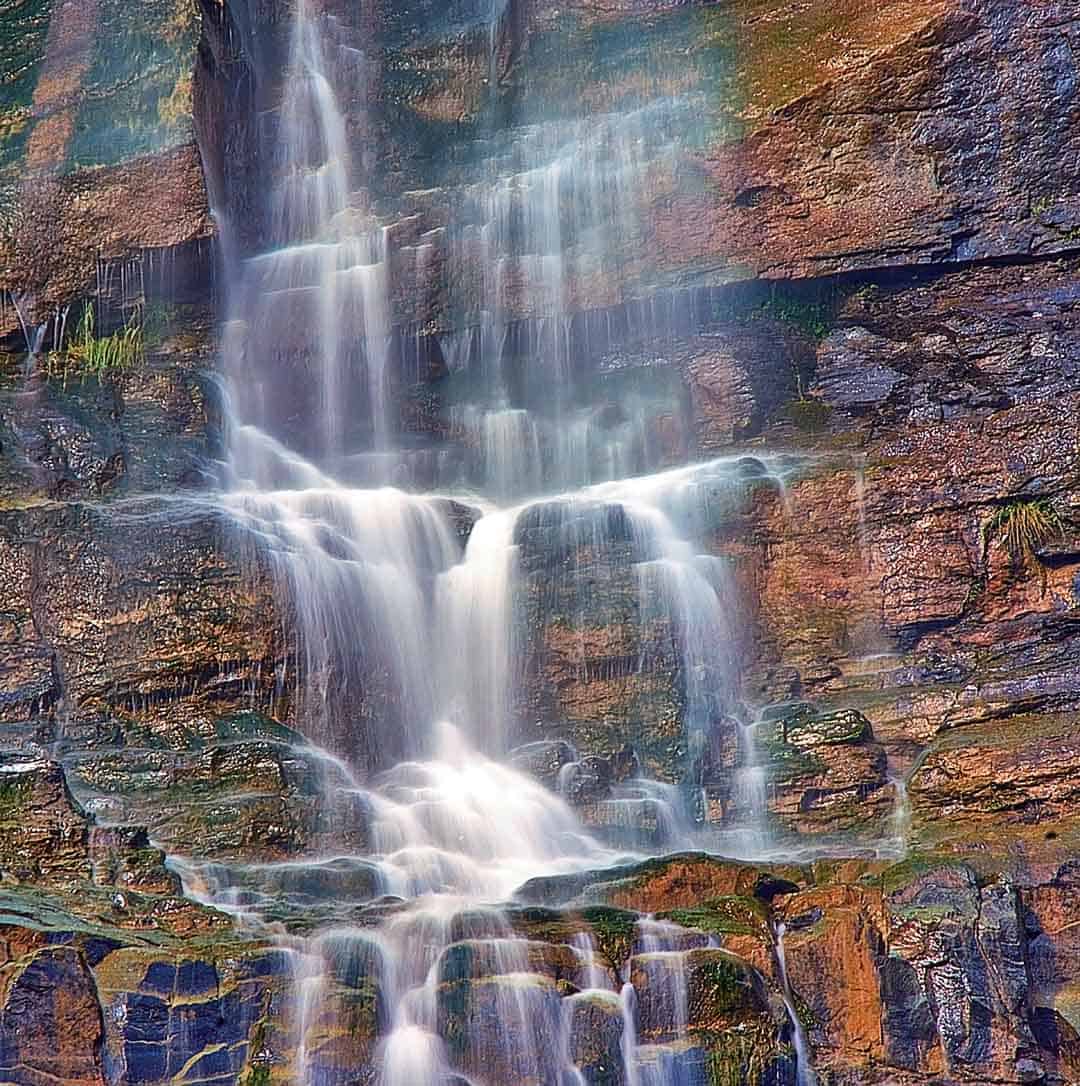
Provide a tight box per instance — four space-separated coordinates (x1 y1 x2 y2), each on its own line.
0 0 210 337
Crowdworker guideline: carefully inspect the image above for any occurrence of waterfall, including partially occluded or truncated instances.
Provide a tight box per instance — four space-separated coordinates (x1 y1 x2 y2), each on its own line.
730 714 771 856
168 1 888 1081
442 97 693 499
887 769 913 856
571 929 610 991
224 0 391 472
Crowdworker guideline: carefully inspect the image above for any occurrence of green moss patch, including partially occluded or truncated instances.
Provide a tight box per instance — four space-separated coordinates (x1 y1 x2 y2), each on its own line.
581 905 637 973
69 0 200 168
661 896 771 943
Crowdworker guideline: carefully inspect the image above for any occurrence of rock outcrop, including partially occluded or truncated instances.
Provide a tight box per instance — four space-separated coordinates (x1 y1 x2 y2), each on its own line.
0 0 211 338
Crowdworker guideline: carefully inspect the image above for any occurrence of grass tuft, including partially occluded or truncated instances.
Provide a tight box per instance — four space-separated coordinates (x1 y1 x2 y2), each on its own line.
983 499 1064 565
46 304 145 385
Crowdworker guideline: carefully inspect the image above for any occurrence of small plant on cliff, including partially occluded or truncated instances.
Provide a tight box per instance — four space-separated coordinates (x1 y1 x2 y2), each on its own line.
55 304 145 381
244 1067 271 1086
754 289 833 340
982 499 1064 566
243 1015 273 1086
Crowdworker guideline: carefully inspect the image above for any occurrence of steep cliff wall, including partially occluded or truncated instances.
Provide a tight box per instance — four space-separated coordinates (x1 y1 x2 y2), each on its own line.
0 2 1079 1084
0 0 212 338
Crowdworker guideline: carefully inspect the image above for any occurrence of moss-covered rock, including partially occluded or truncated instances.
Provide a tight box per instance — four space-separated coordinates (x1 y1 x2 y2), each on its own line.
516 853 806 912
660 896 772 947
747 707 894 841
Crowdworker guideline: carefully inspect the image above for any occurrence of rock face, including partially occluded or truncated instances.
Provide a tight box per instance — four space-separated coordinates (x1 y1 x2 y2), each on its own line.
772 861 1080 1086
0 757 92 884
1 0 1080 1084
0 306 220 501
0 497 283 731
0 0 211 338
513 498 687 781
700 1 1080 278
516 851 1080 1085
746 708 894 840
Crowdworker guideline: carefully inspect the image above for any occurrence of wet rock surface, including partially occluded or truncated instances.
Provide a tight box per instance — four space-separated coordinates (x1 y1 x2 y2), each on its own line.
0 0 209 336
0 306 221 500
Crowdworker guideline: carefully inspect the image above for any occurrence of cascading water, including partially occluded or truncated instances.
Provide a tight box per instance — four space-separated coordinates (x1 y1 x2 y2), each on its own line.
222 0 392 474
774 923 819 1086
727 713 771 857
169 2 873 1082
443 99 691 500
625 918 701 1085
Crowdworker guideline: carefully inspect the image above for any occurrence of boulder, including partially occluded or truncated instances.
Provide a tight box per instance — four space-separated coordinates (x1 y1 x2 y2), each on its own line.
509 740 577 790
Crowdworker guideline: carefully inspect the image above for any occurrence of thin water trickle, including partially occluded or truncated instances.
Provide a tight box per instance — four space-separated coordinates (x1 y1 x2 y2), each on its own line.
729 715 771 857
9 290 44 366
775 922 818 1086
886 770 913 857
571 929 612 992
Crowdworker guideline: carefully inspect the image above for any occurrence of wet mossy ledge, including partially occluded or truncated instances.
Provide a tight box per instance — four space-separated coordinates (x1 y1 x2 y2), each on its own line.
1 745 1070 1086
514 852 807 911
0 759 789 1085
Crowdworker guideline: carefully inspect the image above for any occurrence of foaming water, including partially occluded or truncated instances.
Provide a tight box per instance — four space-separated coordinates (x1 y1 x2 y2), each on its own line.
370 723 615 898
221 440 464 761
171 451 805 1082
176 724 630 1085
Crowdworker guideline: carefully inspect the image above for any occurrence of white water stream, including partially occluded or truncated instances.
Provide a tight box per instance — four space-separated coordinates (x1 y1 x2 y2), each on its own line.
163 2 902 1081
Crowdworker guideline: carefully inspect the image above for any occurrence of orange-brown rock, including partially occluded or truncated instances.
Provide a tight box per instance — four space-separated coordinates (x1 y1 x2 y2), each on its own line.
607 855 767 913
666 1 1080 282
516 853 805 911
686 347 757 452
908 715 1080 879
776 885 888 1070
0 758 91 886
2 144 212 324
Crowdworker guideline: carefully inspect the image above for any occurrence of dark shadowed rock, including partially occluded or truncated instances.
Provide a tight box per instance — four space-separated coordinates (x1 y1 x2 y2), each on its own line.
0 946 106 1086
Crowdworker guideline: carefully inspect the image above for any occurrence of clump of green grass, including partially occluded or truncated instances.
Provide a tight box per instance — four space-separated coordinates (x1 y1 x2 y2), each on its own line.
46 304 144 385
754 294 833 340
68 305 144 372
983 499 1064 565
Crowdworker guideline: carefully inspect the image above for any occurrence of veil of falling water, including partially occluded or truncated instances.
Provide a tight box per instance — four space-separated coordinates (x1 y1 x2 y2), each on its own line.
177 2 843 1082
